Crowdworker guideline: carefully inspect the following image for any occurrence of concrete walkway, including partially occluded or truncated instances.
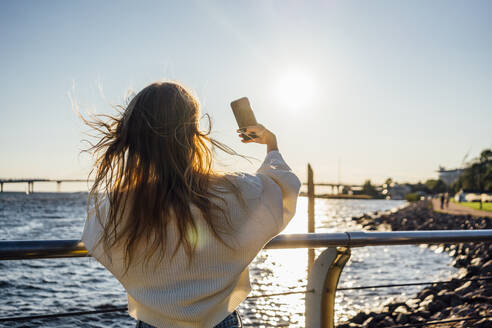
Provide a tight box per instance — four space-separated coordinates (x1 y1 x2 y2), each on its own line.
432 198 492 218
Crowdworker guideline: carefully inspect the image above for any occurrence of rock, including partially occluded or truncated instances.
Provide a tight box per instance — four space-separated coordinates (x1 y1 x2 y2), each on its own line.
475 318 492 328
407 316 426 324
427 299 446 313
470 257 483 266
445 278 462 290
455 280 479 295
468 264 482 276
454 305 473 317
405 298 420 310
453 255 470 267
373 312 388 321
350 312 368 324
395 313 408 324
464 287 484 299
417 288 434 301
417 218 434 229
440 306 452 317
347 202 492 328
383 302 407 314
429 311 444 320
361 317 377 328
481 259 492 276
457 268 469 280
335 324 350 328
435 290 453 304
468 295 492 304
450 294 465 307
483 286 492 297
413 310 431 319
392 305 410 315
378 316 395 327
419 294 435 308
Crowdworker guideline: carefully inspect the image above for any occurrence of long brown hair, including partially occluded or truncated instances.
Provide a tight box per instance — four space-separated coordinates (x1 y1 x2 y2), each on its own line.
84 81 244 273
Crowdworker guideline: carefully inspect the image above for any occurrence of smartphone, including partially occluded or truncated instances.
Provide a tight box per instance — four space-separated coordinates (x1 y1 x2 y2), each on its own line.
230 97 258 141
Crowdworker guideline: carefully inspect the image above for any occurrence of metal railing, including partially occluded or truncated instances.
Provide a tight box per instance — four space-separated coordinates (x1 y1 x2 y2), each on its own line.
1 230 491 260
1 229 492 328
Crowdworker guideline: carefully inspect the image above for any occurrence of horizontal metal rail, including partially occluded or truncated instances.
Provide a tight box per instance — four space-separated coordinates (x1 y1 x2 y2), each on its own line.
387 314 492 328
0 307 128 322
0 179 90 183
337 276 492 291
1 230 491 260
2 277 491 323
0 291 316 322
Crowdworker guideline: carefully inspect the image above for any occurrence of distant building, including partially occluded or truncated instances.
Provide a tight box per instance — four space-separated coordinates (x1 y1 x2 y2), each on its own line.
438 166 464 186
382 183 411 200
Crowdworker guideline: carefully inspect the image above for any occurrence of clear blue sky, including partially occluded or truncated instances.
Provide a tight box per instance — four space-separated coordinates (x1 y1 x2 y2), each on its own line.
1 1 491 191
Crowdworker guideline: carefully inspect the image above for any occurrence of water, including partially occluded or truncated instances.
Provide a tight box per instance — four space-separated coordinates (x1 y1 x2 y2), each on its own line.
0 193 457 327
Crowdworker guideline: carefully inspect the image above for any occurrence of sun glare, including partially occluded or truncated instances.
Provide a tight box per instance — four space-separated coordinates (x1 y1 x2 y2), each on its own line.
272 69 316 111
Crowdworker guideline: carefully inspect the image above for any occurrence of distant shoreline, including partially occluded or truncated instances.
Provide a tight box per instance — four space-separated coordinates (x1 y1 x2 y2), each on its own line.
299 192 372 199
2 191 376 200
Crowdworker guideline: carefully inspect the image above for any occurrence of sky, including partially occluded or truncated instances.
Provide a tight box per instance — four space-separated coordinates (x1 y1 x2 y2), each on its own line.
1 0 491 192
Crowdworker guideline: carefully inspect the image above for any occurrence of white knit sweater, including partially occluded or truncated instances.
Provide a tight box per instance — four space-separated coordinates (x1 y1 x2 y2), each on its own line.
81 150 301 328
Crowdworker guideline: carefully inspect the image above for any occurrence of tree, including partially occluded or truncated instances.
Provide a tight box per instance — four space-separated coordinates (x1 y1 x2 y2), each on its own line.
362 180 379 198
480 149 492 192
454 148 492 209
424 179 447 194
409 181 430 194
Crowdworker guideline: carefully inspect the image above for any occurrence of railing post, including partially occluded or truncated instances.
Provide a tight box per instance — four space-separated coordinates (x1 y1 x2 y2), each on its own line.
305 247 351 328
307 164 315 274
26 181 34 193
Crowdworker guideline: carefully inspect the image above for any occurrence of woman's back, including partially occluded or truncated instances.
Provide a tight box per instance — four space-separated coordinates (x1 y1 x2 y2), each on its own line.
83 154 300 327
80 81 300 328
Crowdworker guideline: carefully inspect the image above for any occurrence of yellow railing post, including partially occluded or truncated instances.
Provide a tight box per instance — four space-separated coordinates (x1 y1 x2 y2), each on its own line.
307 164 315 274
305 247 351 328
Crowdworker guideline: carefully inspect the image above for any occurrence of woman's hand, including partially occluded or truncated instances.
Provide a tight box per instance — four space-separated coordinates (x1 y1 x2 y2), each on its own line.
237 124 278 153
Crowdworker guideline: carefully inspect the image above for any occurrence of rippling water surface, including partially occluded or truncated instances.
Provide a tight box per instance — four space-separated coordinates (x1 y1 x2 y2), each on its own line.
0 193 456 327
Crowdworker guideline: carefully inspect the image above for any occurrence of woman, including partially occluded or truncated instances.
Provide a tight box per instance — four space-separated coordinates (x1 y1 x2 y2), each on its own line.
81 81 301 328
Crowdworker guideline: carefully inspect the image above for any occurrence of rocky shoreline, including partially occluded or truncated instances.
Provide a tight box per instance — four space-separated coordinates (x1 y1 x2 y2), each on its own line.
336 201 492 328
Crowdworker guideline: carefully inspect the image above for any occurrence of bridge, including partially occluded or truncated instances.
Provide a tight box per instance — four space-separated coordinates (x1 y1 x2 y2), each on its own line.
1 165 374 195
0 180 370 195
302 181 365 194
0 179 91 193
0 178 362 194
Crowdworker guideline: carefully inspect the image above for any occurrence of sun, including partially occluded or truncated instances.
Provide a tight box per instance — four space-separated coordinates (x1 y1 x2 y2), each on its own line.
272 69 316 111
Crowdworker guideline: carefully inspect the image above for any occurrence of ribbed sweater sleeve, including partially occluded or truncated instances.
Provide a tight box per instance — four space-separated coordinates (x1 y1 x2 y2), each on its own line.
256 150 301 232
